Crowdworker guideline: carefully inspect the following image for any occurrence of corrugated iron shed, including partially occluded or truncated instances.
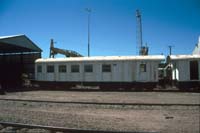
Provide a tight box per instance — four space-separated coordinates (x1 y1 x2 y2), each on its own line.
0 34 42 54
0 34 42 90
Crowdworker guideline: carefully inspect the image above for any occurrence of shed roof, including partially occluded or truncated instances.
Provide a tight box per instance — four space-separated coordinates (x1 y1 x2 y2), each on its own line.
169 55 200 60
0 34 42 54
36 55 165 63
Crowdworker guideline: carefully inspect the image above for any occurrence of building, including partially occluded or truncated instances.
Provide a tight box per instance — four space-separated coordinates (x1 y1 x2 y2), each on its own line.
0 35 42 90
168 55 200 88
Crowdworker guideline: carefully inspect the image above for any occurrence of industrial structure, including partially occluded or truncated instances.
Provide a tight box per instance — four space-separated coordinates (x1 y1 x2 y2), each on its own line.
34 36 200 90
0 13 199 91
136 10 148 55
0 35 42 90
49 39 83 58
165 37 200 89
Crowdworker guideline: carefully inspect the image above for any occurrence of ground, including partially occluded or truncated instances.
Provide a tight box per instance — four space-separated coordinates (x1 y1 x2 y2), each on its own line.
0 91 199 133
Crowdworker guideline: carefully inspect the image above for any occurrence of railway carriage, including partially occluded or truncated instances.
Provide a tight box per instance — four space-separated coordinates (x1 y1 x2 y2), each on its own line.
35 55 165 90
168 55 200 89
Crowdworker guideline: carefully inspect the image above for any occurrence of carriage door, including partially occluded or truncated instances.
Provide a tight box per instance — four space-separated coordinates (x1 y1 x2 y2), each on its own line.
139 63 148 81
112 63 119 81
190 60 199 80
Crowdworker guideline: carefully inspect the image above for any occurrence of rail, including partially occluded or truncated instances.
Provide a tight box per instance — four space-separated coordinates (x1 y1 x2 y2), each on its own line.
0 98 199 106
0 122 158 133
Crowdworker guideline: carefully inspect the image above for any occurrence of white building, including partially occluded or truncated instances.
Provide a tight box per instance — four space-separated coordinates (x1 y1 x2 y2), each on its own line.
169 55 200 85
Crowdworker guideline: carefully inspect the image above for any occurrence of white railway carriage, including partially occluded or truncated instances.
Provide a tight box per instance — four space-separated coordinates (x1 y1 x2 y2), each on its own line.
168 55 200 89
35 55 165 89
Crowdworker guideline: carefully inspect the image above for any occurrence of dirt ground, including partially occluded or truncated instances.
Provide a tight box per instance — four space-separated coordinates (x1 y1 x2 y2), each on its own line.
0 91 199 133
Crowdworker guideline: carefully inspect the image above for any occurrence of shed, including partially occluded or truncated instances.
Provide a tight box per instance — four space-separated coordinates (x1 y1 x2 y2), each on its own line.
168 55 200 88
0 35 42 89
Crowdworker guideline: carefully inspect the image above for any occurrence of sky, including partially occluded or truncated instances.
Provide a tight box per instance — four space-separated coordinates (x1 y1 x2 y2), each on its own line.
0 0 200 58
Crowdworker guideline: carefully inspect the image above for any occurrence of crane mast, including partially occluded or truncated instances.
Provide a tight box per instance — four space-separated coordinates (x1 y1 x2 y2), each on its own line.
136 10 148 55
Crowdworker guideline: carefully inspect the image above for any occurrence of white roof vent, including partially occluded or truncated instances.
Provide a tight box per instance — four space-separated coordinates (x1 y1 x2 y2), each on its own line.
192 36 200 55
199 36 200 44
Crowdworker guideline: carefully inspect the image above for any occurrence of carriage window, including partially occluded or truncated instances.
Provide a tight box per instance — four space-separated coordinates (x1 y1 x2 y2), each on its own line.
84 64 93 72
47 65 54 73
140 63 146 72
71 65 79 73
59 65 67 73
102 64 111 72
37 65 42 73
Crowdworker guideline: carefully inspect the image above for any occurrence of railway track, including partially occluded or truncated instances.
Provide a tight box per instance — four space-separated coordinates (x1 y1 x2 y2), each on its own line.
0 122 158 133
0 98 199 106
0 97 199 133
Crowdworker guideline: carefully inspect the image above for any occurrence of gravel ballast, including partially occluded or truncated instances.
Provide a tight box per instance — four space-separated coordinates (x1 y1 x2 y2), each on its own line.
0 91 199 133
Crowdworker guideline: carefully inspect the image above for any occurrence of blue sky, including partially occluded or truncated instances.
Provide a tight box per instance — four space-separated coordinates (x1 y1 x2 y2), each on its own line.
0 0 199 58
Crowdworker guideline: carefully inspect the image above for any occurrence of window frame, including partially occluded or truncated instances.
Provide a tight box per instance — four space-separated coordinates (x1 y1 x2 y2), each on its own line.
84 64 93 73
47 65 54 73
71 64 80 73
59 65 67 73
140 63 147 72
37 65 42 73
102 64 111 72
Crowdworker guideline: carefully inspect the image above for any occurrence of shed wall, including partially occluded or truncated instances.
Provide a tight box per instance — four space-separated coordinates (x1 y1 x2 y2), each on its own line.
172 59 200 81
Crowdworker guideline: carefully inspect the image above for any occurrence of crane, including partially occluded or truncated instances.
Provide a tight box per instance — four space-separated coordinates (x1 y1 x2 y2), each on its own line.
136 9 148 55
49 39 83 58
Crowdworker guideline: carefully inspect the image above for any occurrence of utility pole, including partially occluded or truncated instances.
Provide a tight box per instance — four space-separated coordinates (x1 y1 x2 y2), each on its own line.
85 8 91 57
168 45 173 55
168 45 174 86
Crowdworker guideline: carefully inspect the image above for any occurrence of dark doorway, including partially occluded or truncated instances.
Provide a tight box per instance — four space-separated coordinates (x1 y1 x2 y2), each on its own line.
0 53 41 91
0 56 23 90
190 60 199 80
